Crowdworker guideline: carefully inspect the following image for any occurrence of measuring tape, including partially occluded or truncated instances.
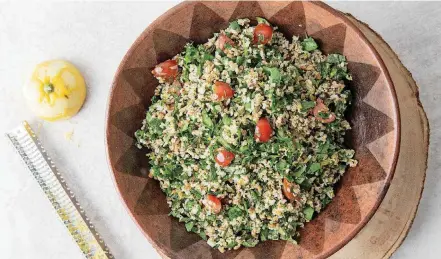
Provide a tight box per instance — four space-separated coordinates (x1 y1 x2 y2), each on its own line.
6 121 113 259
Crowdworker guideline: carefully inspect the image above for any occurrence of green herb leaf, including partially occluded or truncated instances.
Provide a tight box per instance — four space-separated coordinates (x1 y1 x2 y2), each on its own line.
294 165 307 177
242 239 259 247
202 111 213 129
257 34 265 44
185 221 194 232
256 17 270 25
217 137 235 151
301 37 318 52
260 228 269 241
227 241 238 248
301 101 316 112
294 175 305 184
303 206 314 220
308 163 321 174
222 116 232 126
229 20 240 30
268 230 279 240
236 56 245 66
318 111 330 119
263 67 281 85
318 141 331 154
317 62 331 79
330 66 338 79
203 52 214 61
276 159 288 172
149 118 163 135
245 102 252 112
227 206 243 220
184 44 198 64
251 190 259 202
321 196 332 207
191 189 202 200
181 69 189 82
327 54 346 64
198 231 207 240
184 200 195 211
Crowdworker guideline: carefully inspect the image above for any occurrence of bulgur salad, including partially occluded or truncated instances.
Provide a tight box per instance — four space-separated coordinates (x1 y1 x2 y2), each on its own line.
135 18 357 252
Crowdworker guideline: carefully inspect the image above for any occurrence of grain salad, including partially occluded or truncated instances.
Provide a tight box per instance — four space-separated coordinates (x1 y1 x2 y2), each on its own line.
135 18 357 252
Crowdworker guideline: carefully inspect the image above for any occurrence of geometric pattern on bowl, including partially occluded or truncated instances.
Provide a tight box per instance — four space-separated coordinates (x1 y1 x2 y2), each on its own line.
106 1 400 258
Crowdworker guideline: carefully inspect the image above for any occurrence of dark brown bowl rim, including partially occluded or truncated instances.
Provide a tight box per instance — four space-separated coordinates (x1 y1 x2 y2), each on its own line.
105 1 401 258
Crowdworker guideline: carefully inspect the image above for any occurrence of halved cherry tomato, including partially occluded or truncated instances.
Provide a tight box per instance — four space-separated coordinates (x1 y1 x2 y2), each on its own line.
313 98 336 124
215 149 235 167
254 118 272 142
152 59 179 79
205 195 222 214
213 81 234 100
283 178 299 202
216 34 235 51
253 23 273 45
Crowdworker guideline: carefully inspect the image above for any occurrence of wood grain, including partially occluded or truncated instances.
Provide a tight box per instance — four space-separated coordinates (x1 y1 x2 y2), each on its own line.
329 15 429 259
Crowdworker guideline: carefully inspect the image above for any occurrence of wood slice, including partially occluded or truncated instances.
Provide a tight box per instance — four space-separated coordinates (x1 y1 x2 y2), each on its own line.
329 14 429 259
157 10 429 259
106 2 428 258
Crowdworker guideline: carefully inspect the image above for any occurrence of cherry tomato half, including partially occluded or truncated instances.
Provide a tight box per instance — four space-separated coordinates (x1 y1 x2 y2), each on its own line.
205 195 222 214
215 149 235 167
283 178 299 202
152 59 179 79
213 81 234 100
253 23 273 45
216 34 235 51
254 118 272 142
313 98 336 124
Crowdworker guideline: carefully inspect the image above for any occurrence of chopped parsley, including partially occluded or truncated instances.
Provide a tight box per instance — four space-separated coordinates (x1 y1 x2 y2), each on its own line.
135 18 357 252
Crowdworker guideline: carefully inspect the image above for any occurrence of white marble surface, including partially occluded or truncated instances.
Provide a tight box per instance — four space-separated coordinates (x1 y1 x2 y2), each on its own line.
0 1 439 259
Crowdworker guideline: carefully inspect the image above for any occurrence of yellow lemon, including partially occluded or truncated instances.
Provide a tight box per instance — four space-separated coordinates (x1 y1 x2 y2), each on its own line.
23 60 86 121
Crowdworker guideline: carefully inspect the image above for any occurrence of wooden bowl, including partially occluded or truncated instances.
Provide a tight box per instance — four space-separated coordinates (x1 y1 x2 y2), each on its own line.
105 2 400 258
